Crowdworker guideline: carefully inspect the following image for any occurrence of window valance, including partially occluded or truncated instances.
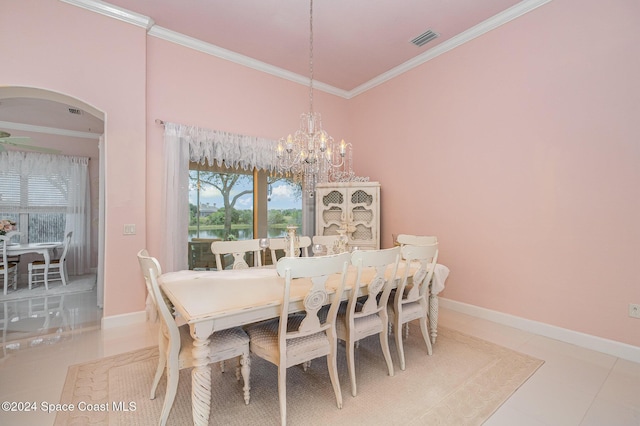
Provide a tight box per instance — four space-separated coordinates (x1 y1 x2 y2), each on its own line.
164 122 276 171
0 151 88 176
161 121 278 272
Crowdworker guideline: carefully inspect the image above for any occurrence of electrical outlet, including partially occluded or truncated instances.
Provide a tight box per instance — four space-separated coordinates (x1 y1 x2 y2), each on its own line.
630 304 640 319
123 224 136 235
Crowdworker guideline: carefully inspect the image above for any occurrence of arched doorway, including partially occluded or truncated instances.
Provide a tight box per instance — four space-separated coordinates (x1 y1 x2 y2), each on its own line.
0 86 105 310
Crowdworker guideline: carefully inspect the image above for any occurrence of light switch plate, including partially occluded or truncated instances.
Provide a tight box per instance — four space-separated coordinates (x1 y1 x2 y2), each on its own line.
123 224 136 235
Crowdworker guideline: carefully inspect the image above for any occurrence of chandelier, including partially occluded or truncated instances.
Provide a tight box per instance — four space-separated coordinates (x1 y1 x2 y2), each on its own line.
274 0 363 197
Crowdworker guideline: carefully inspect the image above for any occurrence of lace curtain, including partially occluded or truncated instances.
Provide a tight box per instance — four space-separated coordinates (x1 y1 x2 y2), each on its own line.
0 151 91 275
162 122 277 272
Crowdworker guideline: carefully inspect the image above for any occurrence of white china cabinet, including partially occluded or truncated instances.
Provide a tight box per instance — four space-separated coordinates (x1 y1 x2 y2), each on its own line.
315 182 380 250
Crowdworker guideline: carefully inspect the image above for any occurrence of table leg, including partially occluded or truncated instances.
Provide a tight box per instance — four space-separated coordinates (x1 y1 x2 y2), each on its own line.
43 250 51 290
429 294 439 344
191 324 213 426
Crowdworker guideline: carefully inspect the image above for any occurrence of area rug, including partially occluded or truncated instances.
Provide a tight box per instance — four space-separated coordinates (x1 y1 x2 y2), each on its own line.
0 274 96 302
56 326 542 426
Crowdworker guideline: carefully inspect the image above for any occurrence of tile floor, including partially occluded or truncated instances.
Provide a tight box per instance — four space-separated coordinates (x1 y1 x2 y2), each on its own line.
0 290 638 425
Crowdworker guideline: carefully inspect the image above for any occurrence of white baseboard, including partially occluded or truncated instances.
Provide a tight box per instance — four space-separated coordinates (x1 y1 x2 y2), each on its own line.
101 310 147 329
439 298 640 363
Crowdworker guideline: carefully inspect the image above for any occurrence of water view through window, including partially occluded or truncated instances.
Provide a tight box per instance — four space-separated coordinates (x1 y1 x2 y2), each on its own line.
188 169 302 241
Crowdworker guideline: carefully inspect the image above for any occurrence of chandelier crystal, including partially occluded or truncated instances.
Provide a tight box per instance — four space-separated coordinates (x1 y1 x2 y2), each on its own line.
274 0 364 197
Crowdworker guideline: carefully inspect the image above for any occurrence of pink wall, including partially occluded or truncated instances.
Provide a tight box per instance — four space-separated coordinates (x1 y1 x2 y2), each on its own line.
350 0 640 346
3 0 349 318
5 0 638 347
144 38 351 266
3 0 148 317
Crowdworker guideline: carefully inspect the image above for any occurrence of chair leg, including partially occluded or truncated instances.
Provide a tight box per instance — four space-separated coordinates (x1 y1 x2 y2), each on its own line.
240 353 251 405
379 329 394 377
278 363 287 426
60 265 68 286
419 316 433 356
327 337 343 409
346 338 357 397
150 334 167 400
394 321 406 371
160 357 180 426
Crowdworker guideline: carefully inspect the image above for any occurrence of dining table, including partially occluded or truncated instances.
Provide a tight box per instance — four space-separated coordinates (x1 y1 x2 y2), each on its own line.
6 242 63 289
159 261 449 426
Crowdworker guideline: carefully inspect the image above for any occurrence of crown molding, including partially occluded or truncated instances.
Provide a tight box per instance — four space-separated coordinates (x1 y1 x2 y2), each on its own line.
347 0 553 98
147 26 350 99
0 121 102 140
62 0 552 99
59 0 154 29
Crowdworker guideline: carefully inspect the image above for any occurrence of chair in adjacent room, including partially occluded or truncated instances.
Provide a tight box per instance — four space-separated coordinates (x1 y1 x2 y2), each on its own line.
28 231 72 290
336 246 400 397
211 239 263 269
4 231 21 271
137 249 251 426
245 252 350 426
312 235 341 255
0 235 18 295
269 236 312 262
388 243 439 370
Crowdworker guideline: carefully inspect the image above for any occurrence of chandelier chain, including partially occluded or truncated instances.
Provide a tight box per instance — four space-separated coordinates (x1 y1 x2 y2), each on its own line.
273 0 367 196
308 0 314 115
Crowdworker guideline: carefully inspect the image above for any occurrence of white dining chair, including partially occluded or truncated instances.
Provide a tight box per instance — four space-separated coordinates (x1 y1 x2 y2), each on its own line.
211 239 263 269
396 234 438 246
28 231 72 290
245 252 350 426
336 246 400 396
0 235 19 295
388 243 438 370
394 234 439 337
137 249 251 426
312 235 341 255
269 236 312 262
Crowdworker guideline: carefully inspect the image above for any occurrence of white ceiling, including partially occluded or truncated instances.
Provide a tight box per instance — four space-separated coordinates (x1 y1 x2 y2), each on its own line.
1 0 547 148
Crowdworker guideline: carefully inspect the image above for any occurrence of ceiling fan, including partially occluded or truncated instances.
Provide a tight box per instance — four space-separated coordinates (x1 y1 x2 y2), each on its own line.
0 131 61 154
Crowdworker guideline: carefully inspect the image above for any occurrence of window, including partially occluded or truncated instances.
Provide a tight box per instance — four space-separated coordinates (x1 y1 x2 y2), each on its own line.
0 151 91 276
188 161 302 269
267 177 303 236
189 163 254 241
0 170 67 243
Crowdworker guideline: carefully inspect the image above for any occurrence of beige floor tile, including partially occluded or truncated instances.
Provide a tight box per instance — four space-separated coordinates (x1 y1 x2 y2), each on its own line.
597 358 640 410
2 292 639 426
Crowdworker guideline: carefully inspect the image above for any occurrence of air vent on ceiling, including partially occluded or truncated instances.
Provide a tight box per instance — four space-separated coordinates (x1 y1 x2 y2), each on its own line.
410 29 439 47
68 107 83 115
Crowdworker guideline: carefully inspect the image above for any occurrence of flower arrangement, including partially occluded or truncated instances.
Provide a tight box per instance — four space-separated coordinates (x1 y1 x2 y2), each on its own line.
0 219 17 236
